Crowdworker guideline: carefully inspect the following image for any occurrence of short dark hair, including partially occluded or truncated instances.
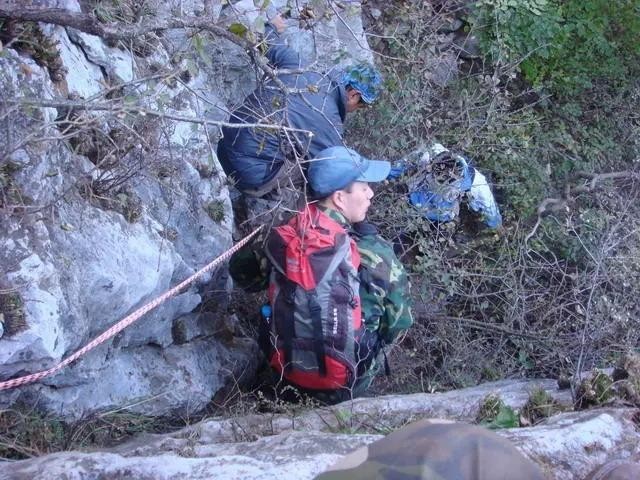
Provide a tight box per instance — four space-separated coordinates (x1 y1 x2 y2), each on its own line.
342 183 355 194
313 182 354 202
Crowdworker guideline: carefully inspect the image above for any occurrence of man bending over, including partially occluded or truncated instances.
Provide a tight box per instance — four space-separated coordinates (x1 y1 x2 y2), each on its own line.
217 14 383 228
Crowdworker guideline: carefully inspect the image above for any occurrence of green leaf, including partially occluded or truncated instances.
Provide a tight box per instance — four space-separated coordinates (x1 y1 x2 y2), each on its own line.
192 33 212 67
228 23 248 38
334 409 352 425
518 350 534 370
494 406 519 428
253 16 265 34
193 33 203 51
484 405 518 429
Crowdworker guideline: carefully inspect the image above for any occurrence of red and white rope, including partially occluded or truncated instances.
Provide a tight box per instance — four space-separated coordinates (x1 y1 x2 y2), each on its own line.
0 226 262 391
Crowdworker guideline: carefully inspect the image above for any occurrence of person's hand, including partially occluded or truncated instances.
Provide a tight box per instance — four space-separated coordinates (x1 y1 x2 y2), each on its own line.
489 224 508 241
270 13 286 33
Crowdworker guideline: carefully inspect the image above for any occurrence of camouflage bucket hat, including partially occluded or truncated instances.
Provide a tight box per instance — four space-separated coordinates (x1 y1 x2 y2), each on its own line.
341 62 384 104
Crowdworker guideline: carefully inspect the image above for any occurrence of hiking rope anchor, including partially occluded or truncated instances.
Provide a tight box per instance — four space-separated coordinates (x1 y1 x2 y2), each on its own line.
0 226 262 392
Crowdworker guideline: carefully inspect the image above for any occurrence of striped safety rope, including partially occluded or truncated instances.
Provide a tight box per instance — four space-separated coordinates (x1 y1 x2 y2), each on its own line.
0 226 262 391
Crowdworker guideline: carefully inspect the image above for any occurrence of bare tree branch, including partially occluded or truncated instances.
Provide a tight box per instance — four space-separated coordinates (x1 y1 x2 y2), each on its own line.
4 98 314 136
524 170 636 245
0 7 289 92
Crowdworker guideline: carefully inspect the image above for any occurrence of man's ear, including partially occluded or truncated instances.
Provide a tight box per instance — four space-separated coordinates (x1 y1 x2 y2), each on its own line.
330 190 346 212
345 88 361 109
347 88 360 102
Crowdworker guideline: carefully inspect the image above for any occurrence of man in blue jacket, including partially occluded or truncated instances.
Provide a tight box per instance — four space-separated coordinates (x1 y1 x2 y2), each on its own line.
217 15 383 223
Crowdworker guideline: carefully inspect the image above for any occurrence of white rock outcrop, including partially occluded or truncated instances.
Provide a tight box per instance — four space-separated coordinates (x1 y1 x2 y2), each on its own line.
1 379 638 480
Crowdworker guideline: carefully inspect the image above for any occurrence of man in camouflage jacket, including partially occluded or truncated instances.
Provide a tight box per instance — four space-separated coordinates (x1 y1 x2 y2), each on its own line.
318 211 412 345
232 145 412 401
307 146 413 398
319 209 413 397
355 228 413 346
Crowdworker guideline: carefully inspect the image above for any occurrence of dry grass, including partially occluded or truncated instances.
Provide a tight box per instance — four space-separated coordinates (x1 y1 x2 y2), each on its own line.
342 0 640 398
0 404 183 460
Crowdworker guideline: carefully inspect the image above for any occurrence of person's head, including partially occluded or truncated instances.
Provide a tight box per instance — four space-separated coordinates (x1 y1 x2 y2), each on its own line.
308 146 390 223
317 419 546 480
429 150 465 185
341 63 383 113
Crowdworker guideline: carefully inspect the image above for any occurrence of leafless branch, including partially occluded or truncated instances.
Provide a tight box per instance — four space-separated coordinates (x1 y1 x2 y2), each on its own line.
0 7 289 92
524 170 636 245
3 98 314 137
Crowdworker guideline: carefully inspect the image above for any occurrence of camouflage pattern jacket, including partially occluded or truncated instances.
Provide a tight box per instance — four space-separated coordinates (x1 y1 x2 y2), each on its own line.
229 206 413 345
319 207 413 345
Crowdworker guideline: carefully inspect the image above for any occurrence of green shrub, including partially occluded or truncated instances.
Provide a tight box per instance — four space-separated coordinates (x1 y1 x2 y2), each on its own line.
473 0 640 95
476 394 519 429
521 387 563 425
205 200 226 223
343 2 640 397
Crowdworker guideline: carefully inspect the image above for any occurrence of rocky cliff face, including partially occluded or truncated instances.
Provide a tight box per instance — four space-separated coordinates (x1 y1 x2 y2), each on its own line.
0 0 373 418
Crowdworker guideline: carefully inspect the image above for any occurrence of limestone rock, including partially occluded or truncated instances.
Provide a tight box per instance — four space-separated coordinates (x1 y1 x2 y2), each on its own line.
1 380 638 479
47 24 104 97
0 0 378 419
66 29 134 83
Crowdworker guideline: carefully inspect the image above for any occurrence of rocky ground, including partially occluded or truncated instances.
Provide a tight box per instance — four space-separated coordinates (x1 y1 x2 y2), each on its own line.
2 377 639 479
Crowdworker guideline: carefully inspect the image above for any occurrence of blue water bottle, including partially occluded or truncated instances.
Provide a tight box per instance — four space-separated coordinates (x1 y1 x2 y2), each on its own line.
260 304 272 326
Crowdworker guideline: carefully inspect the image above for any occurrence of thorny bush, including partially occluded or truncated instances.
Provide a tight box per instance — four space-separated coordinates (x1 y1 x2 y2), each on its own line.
346 0 640 394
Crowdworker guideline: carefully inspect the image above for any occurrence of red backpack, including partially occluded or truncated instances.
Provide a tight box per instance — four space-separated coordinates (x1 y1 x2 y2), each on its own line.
264 204 362 390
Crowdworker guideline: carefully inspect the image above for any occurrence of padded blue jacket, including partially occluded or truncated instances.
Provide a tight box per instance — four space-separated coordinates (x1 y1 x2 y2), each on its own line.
217 25 347 191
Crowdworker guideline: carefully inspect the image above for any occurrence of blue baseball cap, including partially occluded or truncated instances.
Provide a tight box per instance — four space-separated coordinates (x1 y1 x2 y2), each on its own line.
341 63 383 104
308 146 391 197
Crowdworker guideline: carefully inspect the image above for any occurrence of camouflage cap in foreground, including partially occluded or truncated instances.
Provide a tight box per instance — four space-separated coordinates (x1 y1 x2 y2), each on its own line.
586 459 640 480
316 419 544 480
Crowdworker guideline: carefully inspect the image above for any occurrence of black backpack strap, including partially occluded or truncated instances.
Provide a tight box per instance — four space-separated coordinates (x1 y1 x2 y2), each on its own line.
281 279 296 372
381 344 391 376
307 292 327 376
